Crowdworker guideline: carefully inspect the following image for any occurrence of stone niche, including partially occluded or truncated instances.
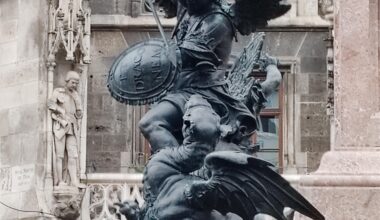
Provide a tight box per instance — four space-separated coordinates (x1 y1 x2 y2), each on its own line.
44 0 91 218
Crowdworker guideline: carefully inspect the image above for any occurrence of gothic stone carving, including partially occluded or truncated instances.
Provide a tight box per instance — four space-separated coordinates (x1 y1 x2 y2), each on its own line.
48 0 91 66
53 190 83 220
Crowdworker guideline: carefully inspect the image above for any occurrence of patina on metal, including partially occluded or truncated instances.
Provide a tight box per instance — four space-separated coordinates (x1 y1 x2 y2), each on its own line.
107 39 180 105
116 95 325 220
227 32 265 101
109 0 325 218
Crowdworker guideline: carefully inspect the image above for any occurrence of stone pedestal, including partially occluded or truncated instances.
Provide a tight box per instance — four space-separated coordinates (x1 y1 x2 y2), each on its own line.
298 151 380 219
298 0 380 219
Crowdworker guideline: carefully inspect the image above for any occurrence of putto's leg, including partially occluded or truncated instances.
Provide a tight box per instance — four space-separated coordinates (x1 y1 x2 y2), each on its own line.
139 101 183 153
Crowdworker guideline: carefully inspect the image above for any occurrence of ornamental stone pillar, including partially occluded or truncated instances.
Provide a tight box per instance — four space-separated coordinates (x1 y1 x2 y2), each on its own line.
298 0 380 219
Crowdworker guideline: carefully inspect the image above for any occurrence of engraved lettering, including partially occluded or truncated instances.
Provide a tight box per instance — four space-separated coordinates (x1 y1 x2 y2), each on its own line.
150 49 163 84
133 52 144 90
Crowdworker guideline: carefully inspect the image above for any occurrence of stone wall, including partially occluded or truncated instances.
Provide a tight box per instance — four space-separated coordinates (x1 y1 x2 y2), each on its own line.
88 0 329 27
86 28 329 174
86 30 163 173
263 31 330 173
0 0 49 219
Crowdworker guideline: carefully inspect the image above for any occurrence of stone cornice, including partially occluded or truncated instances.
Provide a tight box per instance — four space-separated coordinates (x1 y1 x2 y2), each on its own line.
91 14 331 30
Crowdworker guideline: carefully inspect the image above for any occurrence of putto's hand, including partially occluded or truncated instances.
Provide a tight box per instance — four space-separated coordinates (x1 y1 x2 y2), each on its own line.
258 54 279 71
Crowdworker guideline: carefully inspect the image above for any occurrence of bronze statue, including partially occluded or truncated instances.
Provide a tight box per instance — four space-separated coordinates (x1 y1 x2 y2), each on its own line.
108 0 325 219
115 95 324 220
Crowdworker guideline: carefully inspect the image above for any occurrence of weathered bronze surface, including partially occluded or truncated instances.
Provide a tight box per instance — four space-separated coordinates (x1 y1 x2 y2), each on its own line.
108 39 179 105
109 0 325 219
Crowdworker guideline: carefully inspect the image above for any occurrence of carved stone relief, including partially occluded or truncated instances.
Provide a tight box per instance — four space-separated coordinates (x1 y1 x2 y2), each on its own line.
47 0 91 66
84 183 144 220
318 0 334 21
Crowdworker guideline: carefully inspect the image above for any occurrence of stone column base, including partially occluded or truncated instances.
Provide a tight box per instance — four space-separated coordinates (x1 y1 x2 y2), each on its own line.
296 151 380 220
296 186 380 220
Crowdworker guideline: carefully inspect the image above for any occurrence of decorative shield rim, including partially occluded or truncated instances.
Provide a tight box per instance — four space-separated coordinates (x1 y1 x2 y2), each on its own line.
107 39 180 105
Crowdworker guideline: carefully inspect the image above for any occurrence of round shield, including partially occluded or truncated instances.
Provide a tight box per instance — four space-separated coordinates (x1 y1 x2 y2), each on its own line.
107 39 179 105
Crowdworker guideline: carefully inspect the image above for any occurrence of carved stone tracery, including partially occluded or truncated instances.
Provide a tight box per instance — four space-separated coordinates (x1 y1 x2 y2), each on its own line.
48 0 91 65
318 0 334 116
84 183 144 220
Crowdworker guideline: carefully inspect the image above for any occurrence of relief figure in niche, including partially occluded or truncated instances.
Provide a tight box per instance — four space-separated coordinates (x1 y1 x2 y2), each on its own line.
48 70 83 188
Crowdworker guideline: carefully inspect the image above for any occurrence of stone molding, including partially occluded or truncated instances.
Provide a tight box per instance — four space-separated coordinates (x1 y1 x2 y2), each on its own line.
91 14 330 29
91 14 176 29
301 175 380 187
81 173 144 184
312 151 380 175
90 0 330 28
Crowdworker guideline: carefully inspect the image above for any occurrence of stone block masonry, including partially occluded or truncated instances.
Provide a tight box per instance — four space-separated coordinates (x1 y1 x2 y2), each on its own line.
0 0 50 219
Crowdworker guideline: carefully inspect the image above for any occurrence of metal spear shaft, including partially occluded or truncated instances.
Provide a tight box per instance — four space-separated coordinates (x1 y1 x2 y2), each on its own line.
146 0 169 48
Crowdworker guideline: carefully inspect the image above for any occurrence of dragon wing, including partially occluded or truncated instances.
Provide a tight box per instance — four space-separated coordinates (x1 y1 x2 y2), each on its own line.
185 151 325 220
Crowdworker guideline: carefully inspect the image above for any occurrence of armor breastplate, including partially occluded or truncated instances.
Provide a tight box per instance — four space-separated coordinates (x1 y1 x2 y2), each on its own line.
175 9 235 66
172 8 235 89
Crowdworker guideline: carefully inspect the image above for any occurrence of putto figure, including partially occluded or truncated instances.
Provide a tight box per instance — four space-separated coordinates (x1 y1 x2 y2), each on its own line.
48 70 82 187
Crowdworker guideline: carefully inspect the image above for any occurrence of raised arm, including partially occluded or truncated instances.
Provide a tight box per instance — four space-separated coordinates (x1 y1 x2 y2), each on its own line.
260 56 282 98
